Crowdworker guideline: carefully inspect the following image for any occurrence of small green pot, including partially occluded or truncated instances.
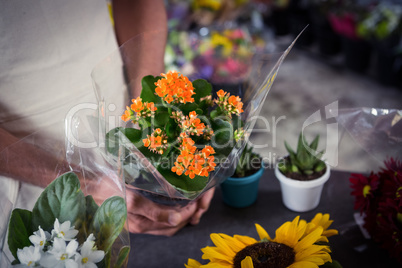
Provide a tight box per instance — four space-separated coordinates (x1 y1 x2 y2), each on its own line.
220 167 264 208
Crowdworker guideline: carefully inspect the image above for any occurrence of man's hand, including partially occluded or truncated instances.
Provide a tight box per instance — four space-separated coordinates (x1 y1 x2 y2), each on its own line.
126 187 215 236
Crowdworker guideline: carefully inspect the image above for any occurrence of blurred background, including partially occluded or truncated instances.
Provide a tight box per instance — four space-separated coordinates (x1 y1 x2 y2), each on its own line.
163 0 402 173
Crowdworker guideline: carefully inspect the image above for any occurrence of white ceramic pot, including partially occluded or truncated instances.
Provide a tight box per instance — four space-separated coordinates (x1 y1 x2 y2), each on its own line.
275 163 330 212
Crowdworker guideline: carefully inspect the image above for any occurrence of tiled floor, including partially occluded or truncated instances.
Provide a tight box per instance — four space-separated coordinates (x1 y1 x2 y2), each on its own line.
250 37 402 173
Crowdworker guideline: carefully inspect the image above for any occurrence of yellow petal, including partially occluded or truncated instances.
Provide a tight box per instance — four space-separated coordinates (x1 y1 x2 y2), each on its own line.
294 228 323 252
241 256 254 268
185 259 202 268
255 224 271 241
210 234 235 256
233 235 257 247
201 247 233 264
218 233 247 253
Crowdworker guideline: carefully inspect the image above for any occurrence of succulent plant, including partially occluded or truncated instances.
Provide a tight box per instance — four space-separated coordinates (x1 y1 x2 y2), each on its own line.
233 144 261 178
279 133 326 177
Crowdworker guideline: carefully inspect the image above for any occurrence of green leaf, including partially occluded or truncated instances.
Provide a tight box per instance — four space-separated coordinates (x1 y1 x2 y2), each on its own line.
122 128 142 144
178 102 199 115
309 135 320 151
158 167 208 193
153 111 170 127
210 109 219 119
32 172 86 231
106 127 124 156
140 75 160 103
192 79 212 103
211 118 234 155
91 196 127 253
7 209 33 260
113 246 130 268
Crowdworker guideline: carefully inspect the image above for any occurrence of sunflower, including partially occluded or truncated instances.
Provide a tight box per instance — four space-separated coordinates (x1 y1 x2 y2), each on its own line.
185 213 338 268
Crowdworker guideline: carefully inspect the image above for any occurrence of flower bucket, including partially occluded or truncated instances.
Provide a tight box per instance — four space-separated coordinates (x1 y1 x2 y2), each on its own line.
275 163 330 212
220 167 264 208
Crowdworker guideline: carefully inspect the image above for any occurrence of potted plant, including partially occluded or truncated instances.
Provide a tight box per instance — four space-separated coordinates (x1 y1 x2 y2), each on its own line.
275 132 330 212
220 144 264 208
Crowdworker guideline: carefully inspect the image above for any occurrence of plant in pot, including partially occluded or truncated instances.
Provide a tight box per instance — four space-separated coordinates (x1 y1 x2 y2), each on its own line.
275 132 330 212
220 144 264 208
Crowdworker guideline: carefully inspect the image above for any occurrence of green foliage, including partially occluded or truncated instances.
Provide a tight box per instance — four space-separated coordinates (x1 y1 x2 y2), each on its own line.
7 209 33 261
32 172 86 231
233 144 261 178
7 172 129 267
279 133 326 177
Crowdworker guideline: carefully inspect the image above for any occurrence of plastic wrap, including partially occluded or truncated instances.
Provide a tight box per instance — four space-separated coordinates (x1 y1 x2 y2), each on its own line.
334 107 402 168
90 31 302 204
0 115 130 267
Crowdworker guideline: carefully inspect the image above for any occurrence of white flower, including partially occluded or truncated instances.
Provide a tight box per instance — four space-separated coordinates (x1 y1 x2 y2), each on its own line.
76 234 105 268
51 219 79 241
40 238 79 268
29 226 50 250
16 246 41 267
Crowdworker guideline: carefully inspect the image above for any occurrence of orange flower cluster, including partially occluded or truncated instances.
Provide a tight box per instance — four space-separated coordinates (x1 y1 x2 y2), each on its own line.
142 128 168 155
181 111 206 136
155 71 195 104
215 89 244 117
172 134 216 179
121 97 157 122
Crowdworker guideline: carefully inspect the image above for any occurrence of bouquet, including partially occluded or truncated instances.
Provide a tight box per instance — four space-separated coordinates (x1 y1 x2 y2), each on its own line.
350 158 402 264
185 213 341 268
91 31 303 204
109 70 245 197
7 172 128 268
334 107 402 264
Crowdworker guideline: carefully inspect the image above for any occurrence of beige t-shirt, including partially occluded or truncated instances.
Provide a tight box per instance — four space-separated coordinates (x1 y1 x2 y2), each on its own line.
0 0 120 264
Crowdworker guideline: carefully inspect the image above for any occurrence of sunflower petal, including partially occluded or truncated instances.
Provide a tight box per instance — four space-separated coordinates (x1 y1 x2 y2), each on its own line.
233 235 257 247
255 224 271 241
241 256 254 268
201 246 234 264
210 234 235 256
294 227 324 252
185 259 202 268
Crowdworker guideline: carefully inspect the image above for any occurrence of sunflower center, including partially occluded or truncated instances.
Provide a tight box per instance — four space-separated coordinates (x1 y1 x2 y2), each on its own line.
233 242 295 268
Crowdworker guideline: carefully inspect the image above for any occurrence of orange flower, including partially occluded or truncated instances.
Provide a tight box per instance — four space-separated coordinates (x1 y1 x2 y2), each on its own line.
143 128 168 155
121 106 133 122
155 71 195 104
216 89 226 98
131 97 144 113
121 97 157 123
214 90 244 118
181 111 206 136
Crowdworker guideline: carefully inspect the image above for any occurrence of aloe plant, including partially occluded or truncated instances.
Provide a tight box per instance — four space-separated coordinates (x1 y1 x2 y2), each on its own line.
279 133 326 176
233 144 261 178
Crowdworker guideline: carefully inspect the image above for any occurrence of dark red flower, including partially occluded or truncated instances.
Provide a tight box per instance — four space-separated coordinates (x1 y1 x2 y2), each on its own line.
350 173 380 213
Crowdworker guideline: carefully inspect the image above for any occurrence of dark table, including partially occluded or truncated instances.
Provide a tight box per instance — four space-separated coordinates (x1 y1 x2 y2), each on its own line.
128 168 399 268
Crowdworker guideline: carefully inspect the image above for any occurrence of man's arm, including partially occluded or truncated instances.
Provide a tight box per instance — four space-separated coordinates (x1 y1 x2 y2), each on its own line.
112 0 167 97
0 128 70 187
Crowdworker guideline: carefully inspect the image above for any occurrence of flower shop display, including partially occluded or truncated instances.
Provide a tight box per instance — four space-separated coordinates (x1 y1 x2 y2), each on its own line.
91 31 302 205
350 158 402 264
275 132 330 212
357 2 402 86
185 213 341 267
220 144 264 208
6 172 129 267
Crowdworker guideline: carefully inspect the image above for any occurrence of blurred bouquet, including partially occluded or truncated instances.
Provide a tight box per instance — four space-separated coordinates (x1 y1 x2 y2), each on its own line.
350 158 402 264
107 70 245 198
7 172 128 267
165 27 261 85
185 213 341 267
